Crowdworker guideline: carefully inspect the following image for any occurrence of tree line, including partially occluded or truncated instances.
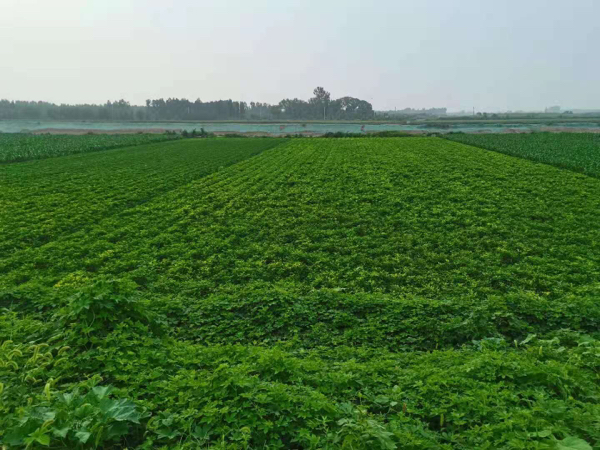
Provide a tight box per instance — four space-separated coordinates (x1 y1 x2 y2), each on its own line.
0 87 374 121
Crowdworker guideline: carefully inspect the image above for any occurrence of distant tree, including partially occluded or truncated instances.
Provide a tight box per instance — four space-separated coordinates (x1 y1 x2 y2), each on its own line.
310 87 331 120
312 87 331 103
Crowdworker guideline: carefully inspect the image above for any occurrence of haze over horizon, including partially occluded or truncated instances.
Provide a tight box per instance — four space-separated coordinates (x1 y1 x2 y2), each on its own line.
2 0 599 113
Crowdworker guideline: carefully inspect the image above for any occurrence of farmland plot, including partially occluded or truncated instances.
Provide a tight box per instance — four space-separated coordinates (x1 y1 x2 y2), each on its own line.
2 137 600 449
445 132 600 177
0 132 182 163
0 138 285 255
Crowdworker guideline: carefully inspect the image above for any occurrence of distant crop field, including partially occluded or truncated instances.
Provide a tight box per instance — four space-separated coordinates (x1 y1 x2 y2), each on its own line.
445 132 600 177
0 133 182 162
0 138 285 256
2 137 600 449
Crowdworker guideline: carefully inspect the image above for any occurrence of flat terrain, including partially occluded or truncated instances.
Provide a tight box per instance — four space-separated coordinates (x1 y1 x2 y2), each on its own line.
445 132 600 177
4 117 600 136
0 133 181 162
0 138 283 255
1 137 600 449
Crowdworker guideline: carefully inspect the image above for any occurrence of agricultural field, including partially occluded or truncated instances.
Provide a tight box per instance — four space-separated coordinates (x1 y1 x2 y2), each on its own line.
0 138 284 256
0 133 181 163
1 136 600 449
445 132 600 178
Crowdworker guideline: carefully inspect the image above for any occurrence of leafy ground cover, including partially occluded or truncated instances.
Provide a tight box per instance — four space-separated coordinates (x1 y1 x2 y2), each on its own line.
444 132 600 177
2 137 600 449
0 138 285 256
0 133 182 163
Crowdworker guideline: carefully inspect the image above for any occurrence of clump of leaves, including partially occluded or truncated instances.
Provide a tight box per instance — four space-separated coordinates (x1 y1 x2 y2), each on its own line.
55 278 161 346
332 403 396 449
2 382 148 448
0 339 71 419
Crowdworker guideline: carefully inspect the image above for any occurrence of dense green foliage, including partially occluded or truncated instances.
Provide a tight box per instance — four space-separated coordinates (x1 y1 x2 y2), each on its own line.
0 133 181 163
0 138 285 256
444 132 600 177
2 137 600 448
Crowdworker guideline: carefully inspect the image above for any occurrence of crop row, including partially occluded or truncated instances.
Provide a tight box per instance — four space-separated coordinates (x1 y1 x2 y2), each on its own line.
0 132 184 163
444 132 600 177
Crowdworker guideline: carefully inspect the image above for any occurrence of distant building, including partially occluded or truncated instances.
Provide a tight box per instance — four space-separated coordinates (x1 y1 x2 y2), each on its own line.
545 106 561 113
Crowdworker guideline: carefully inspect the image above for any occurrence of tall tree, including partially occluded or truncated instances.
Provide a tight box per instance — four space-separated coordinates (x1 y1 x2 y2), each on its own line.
310 87 331 120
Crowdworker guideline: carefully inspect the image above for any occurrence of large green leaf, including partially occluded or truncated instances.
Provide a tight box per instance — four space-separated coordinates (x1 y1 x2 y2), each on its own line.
556 437 593 450
99 398 143 423
74 430 91 444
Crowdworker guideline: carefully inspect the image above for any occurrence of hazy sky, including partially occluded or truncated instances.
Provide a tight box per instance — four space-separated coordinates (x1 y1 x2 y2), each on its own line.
1 0 599 111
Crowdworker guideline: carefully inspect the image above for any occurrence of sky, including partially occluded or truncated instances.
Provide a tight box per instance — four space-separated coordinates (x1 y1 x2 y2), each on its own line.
1 0 599 112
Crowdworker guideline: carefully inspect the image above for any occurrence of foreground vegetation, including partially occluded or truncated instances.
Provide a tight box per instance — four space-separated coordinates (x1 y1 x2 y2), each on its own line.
2 137 600 448
445 132 600 177
0 133 181 163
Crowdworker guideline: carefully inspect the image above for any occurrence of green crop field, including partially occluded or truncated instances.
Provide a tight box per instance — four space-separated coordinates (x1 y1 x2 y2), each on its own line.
0 138 284 256
2 137 600 449
445 132 600 178
0 133 182 163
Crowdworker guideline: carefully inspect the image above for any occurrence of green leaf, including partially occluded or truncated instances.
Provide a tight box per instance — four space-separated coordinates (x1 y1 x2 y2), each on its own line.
75 430 91 443
30 430 51 446
92 385 113 400
58 391 75 405
37 434 50 446
520 334 536 345
106 422 129 439
556 437 593 450
52 427 70 438
100 398 143 423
